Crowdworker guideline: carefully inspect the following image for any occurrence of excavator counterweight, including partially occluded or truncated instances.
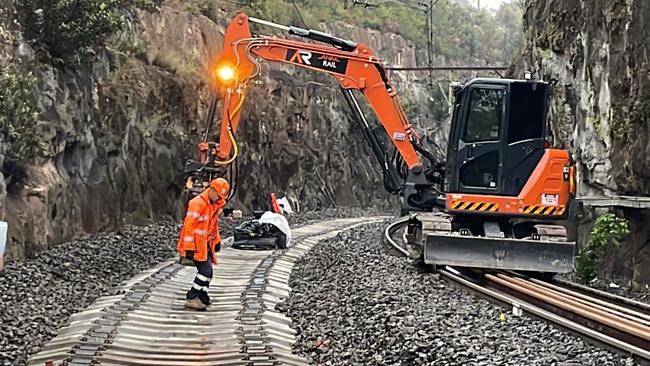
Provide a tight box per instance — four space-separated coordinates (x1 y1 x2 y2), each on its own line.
185 13 577 274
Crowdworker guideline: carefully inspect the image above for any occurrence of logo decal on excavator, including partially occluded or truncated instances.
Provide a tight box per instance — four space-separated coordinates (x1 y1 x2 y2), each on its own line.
288 50 312 65
286 49 349 74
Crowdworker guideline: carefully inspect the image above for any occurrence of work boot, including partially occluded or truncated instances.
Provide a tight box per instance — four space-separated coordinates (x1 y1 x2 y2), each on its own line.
184 298 207 311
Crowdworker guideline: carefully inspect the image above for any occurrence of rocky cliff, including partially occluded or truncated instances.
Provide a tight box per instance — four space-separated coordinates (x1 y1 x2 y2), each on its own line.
0 4 435 260
514 0 650 286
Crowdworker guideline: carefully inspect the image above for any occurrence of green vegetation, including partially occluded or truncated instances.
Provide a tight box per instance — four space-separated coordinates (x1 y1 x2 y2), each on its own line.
217 0 524 64
0 63 47 162
114 36 148 61
15 0 163 61
539 48 554 60
589 117 602 136
13 0 522 64
15 0 124 60
611 117 632 140
130 0 164 11
575 213 630 282
152 49 200 77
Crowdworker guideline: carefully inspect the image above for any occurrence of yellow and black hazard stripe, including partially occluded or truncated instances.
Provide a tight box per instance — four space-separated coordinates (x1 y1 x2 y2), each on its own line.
522 205 566 216
450 201 499 212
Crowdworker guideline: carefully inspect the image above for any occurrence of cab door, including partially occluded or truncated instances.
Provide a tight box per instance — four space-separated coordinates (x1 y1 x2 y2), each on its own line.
454 85 506 195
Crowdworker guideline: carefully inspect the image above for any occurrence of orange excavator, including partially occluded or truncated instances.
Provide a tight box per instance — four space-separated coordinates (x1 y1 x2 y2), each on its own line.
184 12 577 273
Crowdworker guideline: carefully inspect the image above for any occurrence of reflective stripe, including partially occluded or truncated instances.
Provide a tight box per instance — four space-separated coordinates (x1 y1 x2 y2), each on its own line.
198 215 209 222
186 211 200 219
183 236 194 243
195 273 210 282
194 229 208 236
192 283 208 292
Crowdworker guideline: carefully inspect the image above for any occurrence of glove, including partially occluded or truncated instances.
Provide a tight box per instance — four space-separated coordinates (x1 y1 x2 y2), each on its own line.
223 208 234 217
185 250 194 260
215 242 222 252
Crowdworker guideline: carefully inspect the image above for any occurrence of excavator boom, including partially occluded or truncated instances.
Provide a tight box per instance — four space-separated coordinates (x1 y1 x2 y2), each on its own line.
214 13 424 171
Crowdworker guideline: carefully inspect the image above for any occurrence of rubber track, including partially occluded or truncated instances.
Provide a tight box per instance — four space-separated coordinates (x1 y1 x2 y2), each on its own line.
28 217 386 366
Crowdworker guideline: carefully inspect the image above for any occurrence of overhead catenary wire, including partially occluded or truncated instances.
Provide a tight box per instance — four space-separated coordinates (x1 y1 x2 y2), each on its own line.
345 0 443 85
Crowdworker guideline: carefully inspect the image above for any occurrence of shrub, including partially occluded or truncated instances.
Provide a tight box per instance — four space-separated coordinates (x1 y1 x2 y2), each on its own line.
114 36 148 61
15 0 163 61
2 159 29 194
15 0 124 60
0 63 47 162
200 0 217 19
128 0 164 12
575 213 630 282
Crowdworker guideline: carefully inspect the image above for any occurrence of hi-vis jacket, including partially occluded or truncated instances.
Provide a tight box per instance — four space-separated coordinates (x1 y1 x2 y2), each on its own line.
177 190 226 263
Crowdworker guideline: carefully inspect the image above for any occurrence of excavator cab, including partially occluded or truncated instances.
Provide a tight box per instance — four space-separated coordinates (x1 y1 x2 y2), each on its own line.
446 78 551 198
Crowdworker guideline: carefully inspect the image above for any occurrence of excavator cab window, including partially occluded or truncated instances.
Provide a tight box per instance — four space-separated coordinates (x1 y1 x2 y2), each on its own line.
456 84 506 193
464 88 503 143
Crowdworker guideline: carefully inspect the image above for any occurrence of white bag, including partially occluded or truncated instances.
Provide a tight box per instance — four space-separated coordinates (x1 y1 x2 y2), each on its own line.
0 221 7 257
276 196 294 215
0 221 7 271
257 211 291 247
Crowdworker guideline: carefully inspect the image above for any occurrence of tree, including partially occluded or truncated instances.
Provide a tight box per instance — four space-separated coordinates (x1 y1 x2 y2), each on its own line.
495 2 524 61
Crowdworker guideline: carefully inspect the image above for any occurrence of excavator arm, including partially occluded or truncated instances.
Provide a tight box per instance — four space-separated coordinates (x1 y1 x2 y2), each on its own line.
212 13 425 171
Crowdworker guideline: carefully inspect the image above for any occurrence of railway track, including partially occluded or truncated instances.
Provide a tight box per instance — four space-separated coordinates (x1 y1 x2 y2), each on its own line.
28 216 386 366
384 218 650 363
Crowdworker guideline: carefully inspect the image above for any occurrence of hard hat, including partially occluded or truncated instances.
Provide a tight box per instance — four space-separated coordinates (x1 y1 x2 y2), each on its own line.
210 178 230 199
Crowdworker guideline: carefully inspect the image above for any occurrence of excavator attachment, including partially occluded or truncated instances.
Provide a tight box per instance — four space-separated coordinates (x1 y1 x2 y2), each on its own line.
411 213 575 273
424 235 574 273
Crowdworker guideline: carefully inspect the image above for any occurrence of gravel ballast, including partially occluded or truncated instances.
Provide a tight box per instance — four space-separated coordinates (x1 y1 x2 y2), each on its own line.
0 223 179 366
281 222 638 366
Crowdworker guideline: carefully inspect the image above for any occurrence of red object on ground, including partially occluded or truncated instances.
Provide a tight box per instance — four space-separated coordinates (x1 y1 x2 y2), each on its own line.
270 193 283 215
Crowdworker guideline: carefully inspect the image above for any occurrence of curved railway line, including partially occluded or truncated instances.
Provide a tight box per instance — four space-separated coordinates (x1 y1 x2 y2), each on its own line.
28 217 387 366
23 216 650 365
384 218 650 363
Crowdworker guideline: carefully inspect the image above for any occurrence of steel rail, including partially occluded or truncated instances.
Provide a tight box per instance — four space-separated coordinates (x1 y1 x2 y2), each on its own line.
528 278 650 325
383 216 411 257
553 277 650 313
440 267 650 360
489 274 650 342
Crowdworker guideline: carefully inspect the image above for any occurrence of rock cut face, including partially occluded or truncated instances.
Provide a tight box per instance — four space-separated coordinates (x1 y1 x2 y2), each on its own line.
1 6 441 259
514 0 650 285
515 0 650 196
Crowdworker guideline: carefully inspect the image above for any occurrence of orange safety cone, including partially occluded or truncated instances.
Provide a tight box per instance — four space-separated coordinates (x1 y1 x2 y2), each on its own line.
270 193 283 215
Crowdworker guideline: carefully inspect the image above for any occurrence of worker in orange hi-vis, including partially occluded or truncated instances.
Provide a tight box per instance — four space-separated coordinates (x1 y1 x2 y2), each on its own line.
177 177 234 310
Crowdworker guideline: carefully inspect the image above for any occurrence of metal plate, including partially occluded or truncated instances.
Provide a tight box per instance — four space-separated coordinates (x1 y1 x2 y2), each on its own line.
424 233 575 272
